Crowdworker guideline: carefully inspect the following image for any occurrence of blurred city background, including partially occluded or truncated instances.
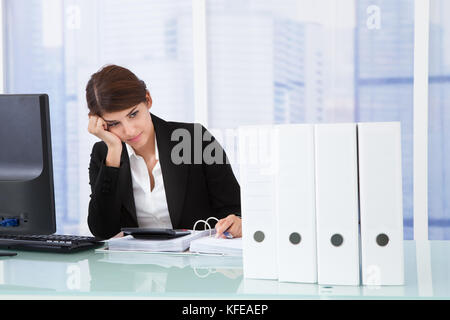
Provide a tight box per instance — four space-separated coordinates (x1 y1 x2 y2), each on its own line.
4 0 448 239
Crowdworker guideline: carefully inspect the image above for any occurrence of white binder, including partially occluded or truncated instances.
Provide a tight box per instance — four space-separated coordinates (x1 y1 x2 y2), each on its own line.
275 124 317 283
239 125 278 280
357 122 404 286
314 123 360 285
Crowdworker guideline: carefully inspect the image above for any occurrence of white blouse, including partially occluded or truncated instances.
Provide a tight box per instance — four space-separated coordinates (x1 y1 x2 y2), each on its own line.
126 137 173 229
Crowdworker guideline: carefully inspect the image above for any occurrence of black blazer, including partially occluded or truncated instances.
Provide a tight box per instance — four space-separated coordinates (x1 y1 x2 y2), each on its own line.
88 113 241 239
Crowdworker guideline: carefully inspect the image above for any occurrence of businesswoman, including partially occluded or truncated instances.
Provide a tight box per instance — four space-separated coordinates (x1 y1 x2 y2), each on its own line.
86 65 241 240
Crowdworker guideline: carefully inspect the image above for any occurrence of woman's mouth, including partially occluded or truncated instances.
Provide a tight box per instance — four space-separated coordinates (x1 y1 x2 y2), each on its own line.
128 133 142 143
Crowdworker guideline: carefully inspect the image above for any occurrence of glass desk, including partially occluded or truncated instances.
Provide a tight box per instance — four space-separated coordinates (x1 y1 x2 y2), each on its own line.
0 240 448 299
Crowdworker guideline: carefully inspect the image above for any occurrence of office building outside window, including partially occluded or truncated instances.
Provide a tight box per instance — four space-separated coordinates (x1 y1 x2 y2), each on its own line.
5 0 447 240
4 0 194 235
206 0 414 239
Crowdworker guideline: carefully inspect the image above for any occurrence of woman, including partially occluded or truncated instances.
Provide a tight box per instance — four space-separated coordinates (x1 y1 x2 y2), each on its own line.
86 65 241 240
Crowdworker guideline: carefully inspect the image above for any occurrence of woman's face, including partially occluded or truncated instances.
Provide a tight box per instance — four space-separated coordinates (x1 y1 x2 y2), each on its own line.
101 96 152 149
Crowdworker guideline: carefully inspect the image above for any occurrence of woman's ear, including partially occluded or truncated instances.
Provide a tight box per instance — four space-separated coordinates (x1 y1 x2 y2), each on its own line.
146 91 152 110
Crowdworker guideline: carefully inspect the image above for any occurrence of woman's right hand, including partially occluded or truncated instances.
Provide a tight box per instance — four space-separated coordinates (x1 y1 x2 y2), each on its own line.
88 115 123 167
88 115 122 149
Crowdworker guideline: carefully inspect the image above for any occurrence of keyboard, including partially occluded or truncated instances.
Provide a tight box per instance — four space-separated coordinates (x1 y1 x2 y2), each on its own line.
0 234 105 253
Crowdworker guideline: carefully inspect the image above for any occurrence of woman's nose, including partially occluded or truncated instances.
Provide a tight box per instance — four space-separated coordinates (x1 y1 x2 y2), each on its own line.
122 123 137 138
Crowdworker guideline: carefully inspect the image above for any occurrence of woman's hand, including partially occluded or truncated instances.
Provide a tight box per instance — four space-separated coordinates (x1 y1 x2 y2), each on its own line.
88 115 123 167
215 214 242 238
88 115 122 149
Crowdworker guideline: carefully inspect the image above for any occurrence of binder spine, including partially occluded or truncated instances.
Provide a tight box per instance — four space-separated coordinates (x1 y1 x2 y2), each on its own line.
314 123 361 286
358 122 404 286
275 124 317 283
239 126 278 280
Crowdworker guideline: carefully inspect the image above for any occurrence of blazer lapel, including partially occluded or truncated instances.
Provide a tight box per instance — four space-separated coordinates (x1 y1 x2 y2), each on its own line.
151 113 189 228
119 144 138 225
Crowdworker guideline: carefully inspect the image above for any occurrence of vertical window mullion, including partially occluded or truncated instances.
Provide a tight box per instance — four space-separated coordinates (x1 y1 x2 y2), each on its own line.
413 0 430 241
192 0 208 127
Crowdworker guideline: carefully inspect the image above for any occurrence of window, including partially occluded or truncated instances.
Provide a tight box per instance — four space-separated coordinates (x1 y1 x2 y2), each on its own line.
429 0 450 239
206 0 414 239
4 0 194 234
5 0 445 239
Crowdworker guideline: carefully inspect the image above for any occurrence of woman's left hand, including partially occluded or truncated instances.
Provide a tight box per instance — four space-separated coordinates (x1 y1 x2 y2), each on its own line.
215 214 242 238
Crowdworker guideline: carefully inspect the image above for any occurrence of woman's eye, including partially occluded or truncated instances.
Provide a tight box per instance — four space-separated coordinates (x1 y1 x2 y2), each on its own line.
108 122 118 128
130 111 139 118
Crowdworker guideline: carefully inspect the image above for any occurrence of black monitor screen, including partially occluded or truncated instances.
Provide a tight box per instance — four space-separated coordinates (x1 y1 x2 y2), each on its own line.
0 94 56 235
0 95 44 181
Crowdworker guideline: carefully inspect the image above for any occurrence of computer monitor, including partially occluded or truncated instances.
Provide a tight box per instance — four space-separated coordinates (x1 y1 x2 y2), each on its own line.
0 94 56 235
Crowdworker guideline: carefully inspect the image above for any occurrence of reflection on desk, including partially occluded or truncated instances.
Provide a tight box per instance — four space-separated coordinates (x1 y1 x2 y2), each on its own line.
0 240 448 298
0 250 243 295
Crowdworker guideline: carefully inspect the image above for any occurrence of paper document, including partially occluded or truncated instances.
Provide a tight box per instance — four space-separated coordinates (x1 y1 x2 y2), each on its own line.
190 237 243 256
106 229 212 252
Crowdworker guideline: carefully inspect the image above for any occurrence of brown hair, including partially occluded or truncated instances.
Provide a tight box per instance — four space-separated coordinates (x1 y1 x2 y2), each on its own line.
86 64 148 116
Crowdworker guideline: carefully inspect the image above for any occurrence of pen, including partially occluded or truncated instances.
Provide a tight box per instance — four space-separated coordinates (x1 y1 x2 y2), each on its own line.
223 231 233 239
220 226 233 239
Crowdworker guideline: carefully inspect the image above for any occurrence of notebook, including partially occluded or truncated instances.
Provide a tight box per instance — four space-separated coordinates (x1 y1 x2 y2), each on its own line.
107 229 212 252
104 216 242 254
189 236 243 256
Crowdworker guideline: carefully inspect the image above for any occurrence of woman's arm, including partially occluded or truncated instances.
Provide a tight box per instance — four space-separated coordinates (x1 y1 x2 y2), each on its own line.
87 115 126 239
87 142 124 239
200 125 241 237
201 125 241 214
